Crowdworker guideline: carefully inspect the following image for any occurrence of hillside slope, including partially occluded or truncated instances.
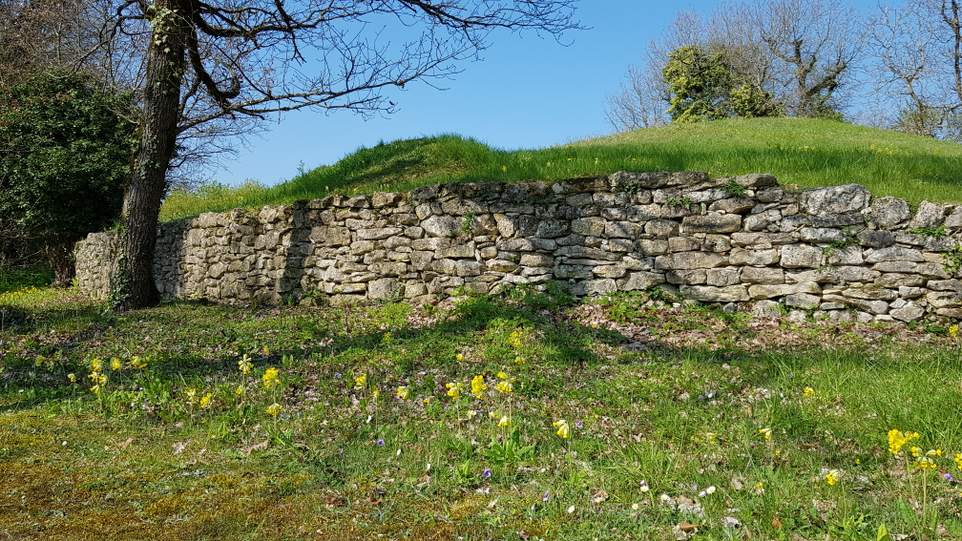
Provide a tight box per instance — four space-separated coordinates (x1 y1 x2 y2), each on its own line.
161 117 962 221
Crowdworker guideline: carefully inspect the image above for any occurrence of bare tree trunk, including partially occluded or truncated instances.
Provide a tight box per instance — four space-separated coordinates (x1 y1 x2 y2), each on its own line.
111 1 189 311
46 242 74 287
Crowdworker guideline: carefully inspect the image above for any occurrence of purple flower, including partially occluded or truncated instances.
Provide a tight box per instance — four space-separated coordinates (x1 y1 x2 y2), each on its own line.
542 491 550 502
375 438 385 446
481 468 492 479
575 419 584 429
944 472 955 482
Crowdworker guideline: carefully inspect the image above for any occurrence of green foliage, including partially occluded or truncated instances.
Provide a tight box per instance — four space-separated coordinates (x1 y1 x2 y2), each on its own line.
909 226 947 238
0 71 136 274
662 45 781 123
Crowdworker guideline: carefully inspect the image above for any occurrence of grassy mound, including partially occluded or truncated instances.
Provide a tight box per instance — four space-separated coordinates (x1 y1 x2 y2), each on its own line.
161 117 962 221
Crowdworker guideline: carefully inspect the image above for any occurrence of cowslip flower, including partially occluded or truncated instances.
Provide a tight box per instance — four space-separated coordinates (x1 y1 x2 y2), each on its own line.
238 354 252 375
455 353 465 362
758 427 773 442
185 387 197 404
471 375 487 399
824 470 840 486
553 419 571 440
396 386 410 400
508 330 524 350
495 380 514 394
914 457 937 471
262 367 280 389
496 371 509 380
199 393 213 409
109 357 122 371
803 387 815 398
888 429 920 456
67 373 77 383
445 382 462 400
129 356 147 369
234 385 246 398
90 357 103 373
950 325 960 338
266 403 282 417
954 453 962 471
911 446 923 458
354 373 367 390
497 415 511 428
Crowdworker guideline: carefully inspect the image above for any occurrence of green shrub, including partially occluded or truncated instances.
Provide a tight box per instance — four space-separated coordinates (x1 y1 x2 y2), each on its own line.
0 71 136 285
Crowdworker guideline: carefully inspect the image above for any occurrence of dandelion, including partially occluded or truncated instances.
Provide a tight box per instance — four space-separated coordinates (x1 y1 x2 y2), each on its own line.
199 393 213 409
758 427 773 442
109 357 122 371
553 419 571 440
471 375 487 399
824 470 840 486
803 387 815 398
495 380 514 394
262 367 280 389
238 354 252 375
396 386 410 400
497 415 511 428
129 356 147 369
67 373 76 383
354 373 367 390
266 402 282 417
445 382 462 400
234 385 246 398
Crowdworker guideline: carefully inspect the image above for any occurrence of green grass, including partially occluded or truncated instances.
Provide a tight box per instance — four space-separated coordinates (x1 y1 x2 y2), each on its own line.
161 117 962 221
3 283 962 539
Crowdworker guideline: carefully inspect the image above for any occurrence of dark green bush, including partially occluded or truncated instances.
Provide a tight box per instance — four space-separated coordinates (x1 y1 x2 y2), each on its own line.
0 71 136 284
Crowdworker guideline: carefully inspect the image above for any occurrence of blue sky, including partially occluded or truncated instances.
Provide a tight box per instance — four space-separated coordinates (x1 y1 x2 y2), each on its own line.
221 0 877 186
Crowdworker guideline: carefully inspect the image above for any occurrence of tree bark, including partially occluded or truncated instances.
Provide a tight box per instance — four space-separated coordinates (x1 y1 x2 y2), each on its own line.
111 1 190 311
46 242 74 288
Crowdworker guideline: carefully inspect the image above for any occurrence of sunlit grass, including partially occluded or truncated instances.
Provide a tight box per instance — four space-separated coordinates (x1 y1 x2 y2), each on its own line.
161 117 962 221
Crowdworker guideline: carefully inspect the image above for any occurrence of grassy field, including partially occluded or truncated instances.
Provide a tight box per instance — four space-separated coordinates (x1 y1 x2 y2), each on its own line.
161 118 962 221
3 279 962 539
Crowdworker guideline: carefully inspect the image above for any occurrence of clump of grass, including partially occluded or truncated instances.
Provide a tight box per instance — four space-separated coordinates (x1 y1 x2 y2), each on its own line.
161 118 962 221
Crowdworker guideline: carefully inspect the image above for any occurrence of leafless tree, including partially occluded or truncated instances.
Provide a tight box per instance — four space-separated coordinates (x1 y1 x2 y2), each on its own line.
753 0 863 117
86 0 578 310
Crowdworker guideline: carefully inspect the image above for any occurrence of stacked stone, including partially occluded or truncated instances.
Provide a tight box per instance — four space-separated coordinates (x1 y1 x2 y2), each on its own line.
74 171 962 323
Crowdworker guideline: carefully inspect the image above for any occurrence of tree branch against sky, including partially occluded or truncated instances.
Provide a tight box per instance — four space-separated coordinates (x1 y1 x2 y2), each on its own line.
92 0 579 311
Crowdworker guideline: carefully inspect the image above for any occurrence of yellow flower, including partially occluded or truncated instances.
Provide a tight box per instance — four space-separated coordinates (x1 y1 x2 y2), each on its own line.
949 324 959 338
553 419 571 440
803 387 815 398
199 393 213 409
234 385 246 398
497 415 511 428
129 356 147 369
954 453 962 471
185 387 197 404
911 446 922 458
67 373 76 383
266 403 282 417
888 429 920 455
262 367 280 389
262 345 271 356
495 380 514 394
90 357 103 372
508 330 524 350
354 373 367 390
496 371 509 380
824 470 839 486
926 448 943 458
445 382 462 400
914 457 937 471
396 386 410 400
455 353 465 362
371 386 381 400
514 355 525 365
109 357 122 371
758 427 773 442
471 375 487 399
238 354 252 375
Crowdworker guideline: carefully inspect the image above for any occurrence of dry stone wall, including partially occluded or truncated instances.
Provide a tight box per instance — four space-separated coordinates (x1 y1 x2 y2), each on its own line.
76 171 962 323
